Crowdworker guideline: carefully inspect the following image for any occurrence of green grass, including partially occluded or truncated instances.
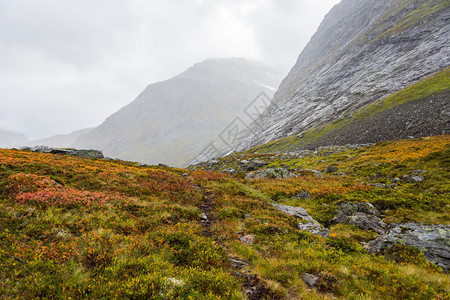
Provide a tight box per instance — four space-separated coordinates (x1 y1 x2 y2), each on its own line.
1 135 449 298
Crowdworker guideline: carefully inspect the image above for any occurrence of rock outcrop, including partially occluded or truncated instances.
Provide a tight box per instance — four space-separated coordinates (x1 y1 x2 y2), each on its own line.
238 0 450 150
369 223 450 272
332 202 387 234
273 203 330 237
21 146 104 159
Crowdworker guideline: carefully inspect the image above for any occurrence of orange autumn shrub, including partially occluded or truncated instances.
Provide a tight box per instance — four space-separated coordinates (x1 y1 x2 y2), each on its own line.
7 173 60 193
15 187 112 208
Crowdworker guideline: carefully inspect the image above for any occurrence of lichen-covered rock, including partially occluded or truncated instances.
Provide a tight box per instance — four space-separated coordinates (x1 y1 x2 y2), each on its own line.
368 223 450 272
325 166 338 173
272 203 329 237
333 202 387 234
403 174 425 183
291 190 312 200
246 168 294 179
298 222 330 238
272 204 315 222
338 202 380 217
348 212 387 234
22 146 104 159
301 273 320 288
240 235 255 245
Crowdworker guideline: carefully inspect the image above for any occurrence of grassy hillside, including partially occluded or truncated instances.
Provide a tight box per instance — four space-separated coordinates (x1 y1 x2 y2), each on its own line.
1 135 449 299
251 68 449 154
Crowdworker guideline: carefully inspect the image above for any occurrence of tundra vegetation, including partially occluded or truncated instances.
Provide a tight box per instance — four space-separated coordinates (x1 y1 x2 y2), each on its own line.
0 135 449 299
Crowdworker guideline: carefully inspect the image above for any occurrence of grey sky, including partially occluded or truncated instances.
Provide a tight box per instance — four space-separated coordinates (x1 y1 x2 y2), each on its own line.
0 0 339 140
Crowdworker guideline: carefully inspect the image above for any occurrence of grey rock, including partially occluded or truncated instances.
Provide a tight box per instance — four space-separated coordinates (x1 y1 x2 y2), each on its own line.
332 211 349 224
338 202 380 217
272 203 329 237
244 214 251 219
325 166 339 173
252 159 266 167
291 190 312 200
412 170 427 176
333 202 386 233
371 183 387 188
272 204 315 222
301 273 320 288
240 235 255 245
245 164 257 172
229 258 248 268
24 145 51 153
298 222 330 238
403 175 425 183
369 223 450 272
246 168 293 179
200 213 208 221
23 146 104 159
348 212 387 234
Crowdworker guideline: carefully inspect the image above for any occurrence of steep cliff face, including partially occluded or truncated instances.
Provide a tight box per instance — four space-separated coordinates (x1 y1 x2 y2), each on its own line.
74 58 281 167
239 0 449 150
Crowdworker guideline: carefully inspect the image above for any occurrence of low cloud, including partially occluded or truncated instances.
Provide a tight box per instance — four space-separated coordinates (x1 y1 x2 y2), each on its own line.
0 0 339 139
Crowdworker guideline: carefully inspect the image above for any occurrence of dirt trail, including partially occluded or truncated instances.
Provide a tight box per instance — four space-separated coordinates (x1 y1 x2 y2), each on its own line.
196 184 281 300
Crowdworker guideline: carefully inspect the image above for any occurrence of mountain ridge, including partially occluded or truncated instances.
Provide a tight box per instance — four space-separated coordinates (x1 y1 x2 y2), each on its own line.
74 58 283 167
237 0 449 151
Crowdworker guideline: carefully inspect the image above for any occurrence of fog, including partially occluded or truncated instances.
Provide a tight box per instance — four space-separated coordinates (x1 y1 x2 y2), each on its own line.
0 0 339 140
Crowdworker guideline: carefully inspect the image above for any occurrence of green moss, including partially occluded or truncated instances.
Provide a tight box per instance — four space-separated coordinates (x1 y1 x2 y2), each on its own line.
377 0 450 38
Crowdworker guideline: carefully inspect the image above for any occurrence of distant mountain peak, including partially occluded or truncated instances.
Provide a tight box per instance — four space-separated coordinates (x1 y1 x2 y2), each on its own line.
74 58 283 167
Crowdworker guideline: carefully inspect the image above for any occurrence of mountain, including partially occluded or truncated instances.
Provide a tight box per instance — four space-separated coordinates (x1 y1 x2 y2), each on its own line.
0 130 28 147
238 0 449 151
18 128 93 148
74 58 282 167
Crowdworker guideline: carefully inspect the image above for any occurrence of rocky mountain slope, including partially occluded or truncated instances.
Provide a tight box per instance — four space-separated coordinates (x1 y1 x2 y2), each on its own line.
238 0 449 150
74 58 282 167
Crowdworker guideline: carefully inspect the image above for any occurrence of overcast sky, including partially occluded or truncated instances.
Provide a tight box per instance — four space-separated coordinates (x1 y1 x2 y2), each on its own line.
0 0 339 140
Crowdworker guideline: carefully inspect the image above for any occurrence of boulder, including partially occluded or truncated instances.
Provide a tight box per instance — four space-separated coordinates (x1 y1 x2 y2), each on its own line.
291 190 312 200
246 168 294 179
240 235 255 245
348 212 387 234
338 202 380 216
403 175 425 183
272 204 315 222
298 222 330 238
252 159 266 167
368 223 450 272
325 166 339 173
22 146 104 159
332 202 387 234
272 203 329 237
301 273 320 288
